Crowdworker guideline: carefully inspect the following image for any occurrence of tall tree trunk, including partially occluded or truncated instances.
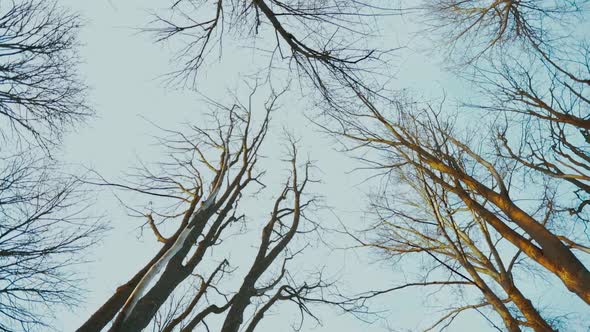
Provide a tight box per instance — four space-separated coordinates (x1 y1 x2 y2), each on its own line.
76 237 175 332
501 280 555 332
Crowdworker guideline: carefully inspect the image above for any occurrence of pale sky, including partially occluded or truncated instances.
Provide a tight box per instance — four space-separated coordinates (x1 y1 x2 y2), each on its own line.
51 1 590 331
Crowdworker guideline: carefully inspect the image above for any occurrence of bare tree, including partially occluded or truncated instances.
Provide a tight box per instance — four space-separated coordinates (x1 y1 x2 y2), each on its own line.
0 2 101 330
0 152 102 331
79 87 357 332
416 0 587 63
464 42 590 230
320 89 590 304
296 2 590 328
148 0 396 100
412 0 590 214
0 0 90 148
354 163 558 331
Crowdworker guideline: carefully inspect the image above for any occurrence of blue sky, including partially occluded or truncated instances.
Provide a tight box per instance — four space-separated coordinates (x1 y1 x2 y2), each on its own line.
51 1 590 331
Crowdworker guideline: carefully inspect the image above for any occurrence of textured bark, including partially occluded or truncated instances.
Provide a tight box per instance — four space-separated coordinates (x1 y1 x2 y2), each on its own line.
444 173 590 304
220 279 256 332
476 282 521 332
221 161 302 332
502 282 555 332
76 237 176 332
403 138 590 304
457 256 521 332
110 208 215 332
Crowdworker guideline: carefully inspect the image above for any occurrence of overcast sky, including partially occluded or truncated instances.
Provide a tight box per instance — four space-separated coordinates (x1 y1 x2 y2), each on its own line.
51 1 590 331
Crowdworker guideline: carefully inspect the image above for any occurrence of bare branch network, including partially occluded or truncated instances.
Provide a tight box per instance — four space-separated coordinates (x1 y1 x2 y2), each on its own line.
1 0 589 331
0 0 91 148
79 87 366 332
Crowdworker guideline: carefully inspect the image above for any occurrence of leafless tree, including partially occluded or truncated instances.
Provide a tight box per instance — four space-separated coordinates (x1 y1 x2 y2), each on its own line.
71 1 590 331
463 40 590 230
413 0 590 208
79 87 359 332
298 2 590 329
0 1 101 330
319 87 590 306
0 0 90 148
411 0 590 257
148 0 397 100
0 152 102 331
353 163 558 331
416 0 588 63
